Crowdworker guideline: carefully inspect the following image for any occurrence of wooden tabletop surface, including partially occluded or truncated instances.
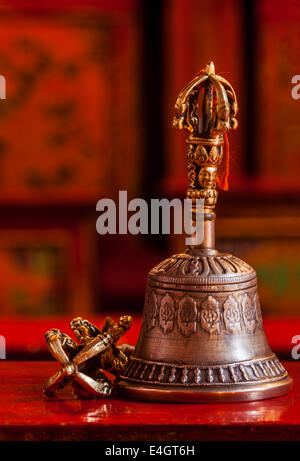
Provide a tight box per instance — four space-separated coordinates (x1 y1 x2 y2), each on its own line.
0 360 299 441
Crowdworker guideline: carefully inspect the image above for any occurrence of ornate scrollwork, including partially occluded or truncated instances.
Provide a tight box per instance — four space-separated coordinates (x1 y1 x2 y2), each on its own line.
151 253 254 280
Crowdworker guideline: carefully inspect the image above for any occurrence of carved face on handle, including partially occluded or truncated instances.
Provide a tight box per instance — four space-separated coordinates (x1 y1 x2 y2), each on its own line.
198 166 217 189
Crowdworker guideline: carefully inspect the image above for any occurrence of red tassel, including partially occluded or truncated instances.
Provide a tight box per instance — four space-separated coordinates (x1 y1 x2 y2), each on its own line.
196 68 205 77
217 133 229 191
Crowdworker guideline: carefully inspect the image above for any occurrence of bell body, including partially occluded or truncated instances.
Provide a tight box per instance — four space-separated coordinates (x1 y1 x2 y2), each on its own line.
116 249 292 402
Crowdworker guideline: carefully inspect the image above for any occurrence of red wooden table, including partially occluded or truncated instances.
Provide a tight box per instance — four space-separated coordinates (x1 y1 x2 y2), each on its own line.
0 361 299 441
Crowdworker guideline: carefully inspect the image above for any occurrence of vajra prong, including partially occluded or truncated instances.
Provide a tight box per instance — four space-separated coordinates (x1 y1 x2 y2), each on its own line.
43 315 134 398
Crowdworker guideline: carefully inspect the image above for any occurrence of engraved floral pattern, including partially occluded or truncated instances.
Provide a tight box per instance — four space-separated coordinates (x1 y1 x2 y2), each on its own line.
161 303 174 322
178 295 197 336
147 290 158 329
242 294 256 334
223 296 241 333
144 288 263 337
159 293 175 334
200 296 220 335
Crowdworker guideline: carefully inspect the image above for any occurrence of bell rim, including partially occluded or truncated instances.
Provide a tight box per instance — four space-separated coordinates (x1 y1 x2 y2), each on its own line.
115 375 293 403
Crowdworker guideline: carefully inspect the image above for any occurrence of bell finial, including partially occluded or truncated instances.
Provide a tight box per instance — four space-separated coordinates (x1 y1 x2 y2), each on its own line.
204 61 215 75
173 62 239 209
173 61 238 138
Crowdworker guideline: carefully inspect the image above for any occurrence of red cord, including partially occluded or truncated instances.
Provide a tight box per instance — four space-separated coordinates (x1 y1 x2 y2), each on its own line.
217 132 229 191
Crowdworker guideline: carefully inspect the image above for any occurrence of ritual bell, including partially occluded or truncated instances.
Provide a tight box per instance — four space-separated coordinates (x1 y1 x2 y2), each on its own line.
116 62 293 402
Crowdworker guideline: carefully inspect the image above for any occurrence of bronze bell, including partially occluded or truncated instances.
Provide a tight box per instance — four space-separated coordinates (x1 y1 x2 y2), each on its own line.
116 62 293 402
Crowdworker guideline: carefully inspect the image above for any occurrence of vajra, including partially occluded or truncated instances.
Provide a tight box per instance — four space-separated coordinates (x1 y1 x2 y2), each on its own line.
43 315 134 398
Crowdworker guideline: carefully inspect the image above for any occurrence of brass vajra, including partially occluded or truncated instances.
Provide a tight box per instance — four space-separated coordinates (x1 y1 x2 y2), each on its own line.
43 316 134 398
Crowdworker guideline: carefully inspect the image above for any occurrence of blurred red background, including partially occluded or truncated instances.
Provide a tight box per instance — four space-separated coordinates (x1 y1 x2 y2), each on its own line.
0 0 299 359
